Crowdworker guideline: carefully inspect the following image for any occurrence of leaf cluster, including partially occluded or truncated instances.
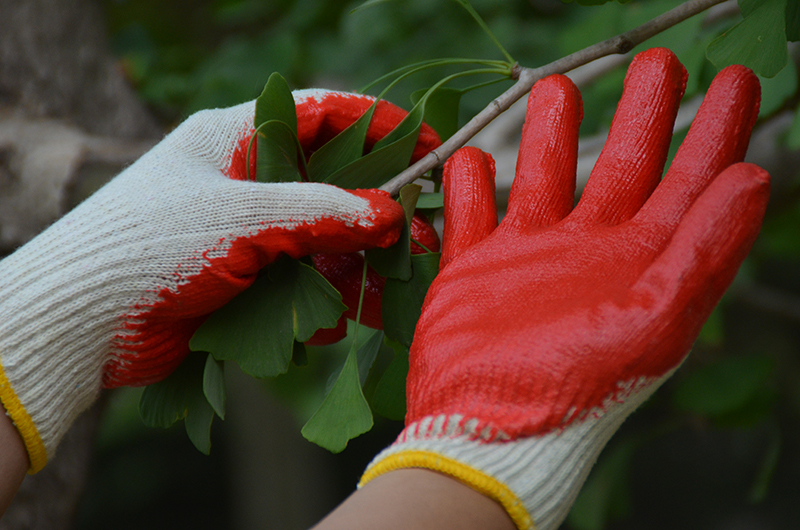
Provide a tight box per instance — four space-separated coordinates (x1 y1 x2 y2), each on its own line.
135 0 522 454
138 54 510 452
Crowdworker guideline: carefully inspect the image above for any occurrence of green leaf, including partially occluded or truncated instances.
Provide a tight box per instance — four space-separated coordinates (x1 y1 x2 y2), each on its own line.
365 184 423 280
293 262 349 342
190 257 346 378
255 121 303 183
255 72 297 132
355 330 384 386
292 340 308 366
203 354 226 419
366 217 412 280
375 99 424 151
410 86 463 141
326 329 384 392
323 134 419 190
139 352 207 429
672 355 775 418
301 344 374 452
184 389 215 455
371 337 409 421
399 183 422 225
416 192 444 210
325 101 425 190
254 73 302 183
308 101 378 183
138 352 217 454
382 252 440 347
787 0 800 41
707 0 789 78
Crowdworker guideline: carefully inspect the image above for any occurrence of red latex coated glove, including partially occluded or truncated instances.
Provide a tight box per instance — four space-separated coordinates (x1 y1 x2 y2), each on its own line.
361 48 769 530
309 212 441 344
105 90 439 388
0 89 439 472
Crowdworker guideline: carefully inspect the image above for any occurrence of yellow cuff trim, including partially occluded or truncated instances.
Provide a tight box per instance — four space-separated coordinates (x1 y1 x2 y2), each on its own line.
359 449 535 530
0 362 47 473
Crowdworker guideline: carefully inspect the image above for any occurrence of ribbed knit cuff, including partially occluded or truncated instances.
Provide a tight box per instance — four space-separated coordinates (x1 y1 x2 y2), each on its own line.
0 363 46 472
0 183 133 471
361 373 672 530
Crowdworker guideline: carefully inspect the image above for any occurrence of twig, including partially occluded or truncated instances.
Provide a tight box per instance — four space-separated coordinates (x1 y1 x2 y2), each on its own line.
380 0 729 196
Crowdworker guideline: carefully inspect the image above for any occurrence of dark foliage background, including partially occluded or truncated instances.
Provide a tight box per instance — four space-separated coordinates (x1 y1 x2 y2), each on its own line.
68 1 800 529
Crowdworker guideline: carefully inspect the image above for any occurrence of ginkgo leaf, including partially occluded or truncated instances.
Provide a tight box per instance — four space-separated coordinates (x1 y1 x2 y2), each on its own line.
707 0 789 78
366 215 412 280
416 192 444 210
255 72 297 133
301 344 374 452
184 387 216 455
190 257 346 378
382 252 440 348
324 102 424 189
308 101 377 183
371 336 409 421
203 355 226 419
255 120 303 183
325 329 384 393
410 86 463 141
138 352 218 454
254 73 302 182
365 184 422 280
139 352 207 429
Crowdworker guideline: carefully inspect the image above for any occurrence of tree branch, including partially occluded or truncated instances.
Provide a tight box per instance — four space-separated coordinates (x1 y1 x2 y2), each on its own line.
380 0 731 195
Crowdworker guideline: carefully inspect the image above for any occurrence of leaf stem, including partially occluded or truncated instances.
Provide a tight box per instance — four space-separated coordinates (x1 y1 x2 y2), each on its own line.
380 0 729 196
351 257 370 351
359 58 511 94
410 237 434 254
451 0 515 64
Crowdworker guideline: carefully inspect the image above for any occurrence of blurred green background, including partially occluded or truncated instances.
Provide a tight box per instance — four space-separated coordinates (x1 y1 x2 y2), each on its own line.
73 0 800 529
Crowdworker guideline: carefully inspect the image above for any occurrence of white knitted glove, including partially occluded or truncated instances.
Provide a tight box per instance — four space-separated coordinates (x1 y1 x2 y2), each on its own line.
0 89 440 472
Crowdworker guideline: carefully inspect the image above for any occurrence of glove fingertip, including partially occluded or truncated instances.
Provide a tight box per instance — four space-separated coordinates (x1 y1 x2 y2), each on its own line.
669 63 761 179
441 147 498 269
641 162 769 315
575 48 687 226
506 73 582 230
347 188 407 249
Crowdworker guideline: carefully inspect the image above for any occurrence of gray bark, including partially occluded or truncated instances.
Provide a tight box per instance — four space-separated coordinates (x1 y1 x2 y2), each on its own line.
0 0 160 254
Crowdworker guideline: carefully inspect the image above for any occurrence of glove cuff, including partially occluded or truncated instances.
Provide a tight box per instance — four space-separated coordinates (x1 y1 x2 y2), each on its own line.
361 373 671 530
0 363 47 472
0 200 120 472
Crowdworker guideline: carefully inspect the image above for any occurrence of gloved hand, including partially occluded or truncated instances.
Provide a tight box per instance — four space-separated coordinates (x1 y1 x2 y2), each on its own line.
361 48 769 530
0 89 439 473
